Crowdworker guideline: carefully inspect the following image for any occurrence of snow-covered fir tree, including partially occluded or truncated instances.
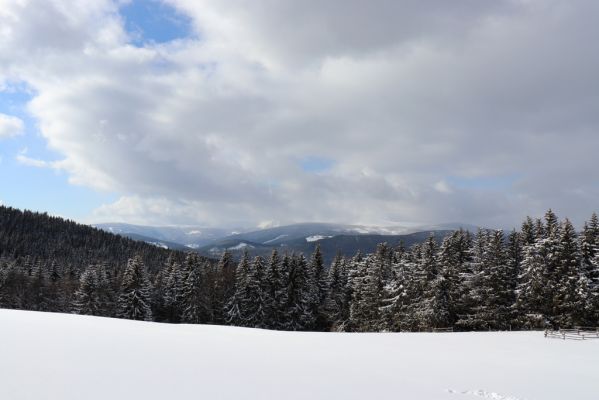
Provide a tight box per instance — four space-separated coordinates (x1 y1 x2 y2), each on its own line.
161 259 184 322
263 249 289 330
181 259 211 324
348 254 384 331
286 254 315 330
72 265 101 316
116 256 153 321
324 252 350 330
226 250 250 327
552 219 587 327
309 245 329 330
213 250 235 324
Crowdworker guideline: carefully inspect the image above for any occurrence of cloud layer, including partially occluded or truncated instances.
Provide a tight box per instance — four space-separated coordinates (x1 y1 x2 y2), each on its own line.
1 0 598 228
0 113 23 139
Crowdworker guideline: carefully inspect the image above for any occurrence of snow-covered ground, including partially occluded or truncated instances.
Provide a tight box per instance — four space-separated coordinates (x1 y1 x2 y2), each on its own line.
306 235 332 242
1 310 597 400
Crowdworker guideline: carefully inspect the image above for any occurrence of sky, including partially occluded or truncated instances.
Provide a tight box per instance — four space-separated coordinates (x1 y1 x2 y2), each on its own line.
0 0 598 230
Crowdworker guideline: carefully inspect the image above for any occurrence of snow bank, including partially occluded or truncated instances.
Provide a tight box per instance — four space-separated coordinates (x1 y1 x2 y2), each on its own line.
1 309 598 400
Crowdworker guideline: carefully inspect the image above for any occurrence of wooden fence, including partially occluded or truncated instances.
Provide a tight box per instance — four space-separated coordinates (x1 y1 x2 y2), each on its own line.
432 327 454 333
544 327 599 340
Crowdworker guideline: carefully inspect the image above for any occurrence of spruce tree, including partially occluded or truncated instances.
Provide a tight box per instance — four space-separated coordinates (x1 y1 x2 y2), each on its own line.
117 256 153 321
226 250 250 326
323 253 349 330
553 219 586 327
309 245 329 330
412 235 438 330
436 231 468 326
162 260 183 322
181 260 210 324
72 265 101 316
264 250 288 330
348 255 385 331
245 255 267 328
286 254 314 330
214 250 235 324
580 213 599 284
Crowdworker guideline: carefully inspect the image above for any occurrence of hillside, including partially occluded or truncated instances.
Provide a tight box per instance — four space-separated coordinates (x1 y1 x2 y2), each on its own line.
1 309 598 400
0 206 190 272
201 230 454 263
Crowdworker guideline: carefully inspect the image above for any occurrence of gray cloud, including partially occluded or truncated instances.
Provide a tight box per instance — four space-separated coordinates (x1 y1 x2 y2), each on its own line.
1 0 599 228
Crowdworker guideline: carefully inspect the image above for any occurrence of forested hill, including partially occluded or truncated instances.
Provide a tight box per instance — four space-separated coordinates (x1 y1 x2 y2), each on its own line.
0 206 189 272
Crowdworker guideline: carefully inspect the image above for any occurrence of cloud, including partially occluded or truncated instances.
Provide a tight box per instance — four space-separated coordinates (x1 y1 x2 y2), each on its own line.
0 113 23 138
16 154 52 168
1 0 599 228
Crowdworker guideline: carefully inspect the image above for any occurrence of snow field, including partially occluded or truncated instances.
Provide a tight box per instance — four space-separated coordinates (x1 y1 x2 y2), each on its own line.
1 309 598 400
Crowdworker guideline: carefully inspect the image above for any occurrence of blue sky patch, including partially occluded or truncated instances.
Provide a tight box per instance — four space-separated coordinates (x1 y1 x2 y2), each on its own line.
120 0 193 45
0 86 117 220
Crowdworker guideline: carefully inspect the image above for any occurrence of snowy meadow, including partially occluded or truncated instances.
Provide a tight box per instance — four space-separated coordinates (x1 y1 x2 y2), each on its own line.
1 309 598 400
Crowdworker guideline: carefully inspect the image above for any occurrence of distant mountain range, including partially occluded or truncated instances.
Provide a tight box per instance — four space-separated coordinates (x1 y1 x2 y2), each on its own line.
94 222 480 263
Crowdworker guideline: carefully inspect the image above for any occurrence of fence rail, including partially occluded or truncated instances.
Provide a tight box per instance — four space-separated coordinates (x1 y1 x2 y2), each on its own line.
544 327 599 340
432 327 454 333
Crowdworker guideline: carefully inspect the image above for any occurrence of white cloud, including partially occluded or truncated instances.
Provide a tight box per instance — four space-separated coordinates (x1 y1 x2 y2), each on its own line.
1 0 599 227
0 113 23 138
16 154 52 168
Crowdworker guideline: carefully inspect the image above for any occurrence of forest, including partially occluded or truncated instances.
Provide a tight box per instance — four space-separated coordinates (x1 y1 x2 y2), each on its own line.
0 206 597 331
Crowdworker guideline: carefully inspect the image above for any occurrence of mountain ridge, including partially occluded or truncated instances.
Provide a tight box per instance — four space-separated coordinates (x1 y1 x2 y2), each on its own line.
95 221 481 263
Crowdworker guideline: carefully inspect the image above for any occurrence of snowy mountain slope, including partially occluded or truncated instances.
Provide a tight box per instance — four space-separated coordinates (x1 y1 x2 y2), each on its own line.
94 222 480 249
202 230 454 264
94 221 481 261
93 223 242 247
1 309 598 400
120 232 190 251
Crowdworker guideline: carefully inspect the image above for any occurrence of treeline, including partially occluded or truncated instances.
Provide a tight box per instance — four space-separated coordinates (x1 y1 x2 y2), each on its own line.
1 208 598 331
211 209 599 331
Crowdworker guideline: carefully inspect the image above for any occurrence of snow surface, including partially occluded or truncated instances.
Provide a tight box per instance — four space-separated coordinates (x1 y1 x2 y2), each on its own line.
306 235 332 242
263 234 289 244
146 241 168 249
228 242 253 250
1 309 598 400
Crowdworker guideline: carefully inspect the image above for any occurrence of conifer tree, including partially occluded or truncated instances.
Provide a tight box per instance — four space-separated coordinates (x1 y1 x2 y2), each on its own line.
117 256 153 321
463 230 512 329
181 260 210 324
553 219 586 327
72 265 101 316
411 235 438 329
422 270 451 329
309 245 329 330
263 250 288 330
521 217 536 246
349 255 385 331
29 259 50 311
323 253 349 330
580 213 599 283
437 231 468 325
226 250 250 327
245 255 267 328
213 250 235 324
162 260 183 322
517 211 566 327
96 263 116 317
286 254 314 330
